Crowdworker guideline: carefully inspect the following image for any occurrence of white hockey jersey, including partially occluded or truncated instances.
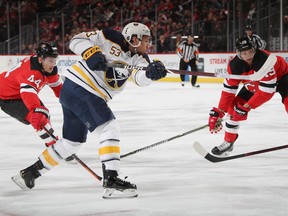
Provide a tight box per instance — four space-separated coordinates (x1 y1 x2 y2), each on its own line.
66 28 152 102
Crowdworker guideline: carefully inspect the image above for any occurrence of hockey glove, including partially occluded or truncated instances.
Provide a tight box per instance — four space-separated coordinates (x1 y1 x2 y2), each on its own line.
231 103 250 121
36 123 57 147
26 106 50 131
146 60 167 80
209 107 225 133
82 46 107 71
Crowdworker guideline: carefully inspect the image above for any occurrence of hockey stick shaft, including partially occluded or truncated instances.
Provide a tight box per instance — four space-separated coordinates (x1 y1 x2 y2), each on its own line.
107 63 216 77
71 154 102 181
106 62 271 80
193 141 288 163
42 126 102 181
120 123 209 158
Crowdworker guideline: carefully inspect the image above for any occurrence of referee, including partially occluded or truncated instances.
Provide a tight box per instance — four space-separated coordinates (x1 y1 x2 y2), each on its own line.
244 25 266 50
177 35 200 87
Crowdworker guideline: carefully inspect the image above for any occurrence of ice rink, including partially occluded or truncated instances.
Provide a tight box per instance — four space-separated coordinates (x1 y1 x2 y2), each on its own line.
1 80 287 216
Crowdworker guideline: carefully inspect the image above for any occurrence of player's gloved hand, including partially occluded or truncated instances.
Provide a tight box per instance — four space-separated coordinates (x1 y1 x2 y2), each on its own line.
146 60 167 80
209 107 225 133
82 46 107 71
231 103 250 121
36 123 57 147
26 106 50 131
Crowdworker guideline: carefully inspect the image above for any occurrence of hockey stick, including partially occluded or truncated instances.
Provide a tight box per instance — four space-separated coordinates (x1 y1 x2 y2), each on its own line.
107 63 218 78
193 141 288 163
107 54 277 81
42 126 103 181
120 123 209 158
71 154 102 181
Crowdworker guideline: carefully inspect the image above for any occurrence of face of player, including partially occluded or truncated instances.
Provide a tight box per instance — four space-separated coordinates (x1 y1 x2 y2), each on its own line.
135 35 150 55
40 57 57 73
240 49 255 65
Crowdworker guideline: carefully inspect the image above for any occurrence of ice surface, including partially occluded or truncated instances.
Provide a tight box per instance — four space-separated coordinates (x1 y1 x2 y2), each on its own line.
1 81 287 216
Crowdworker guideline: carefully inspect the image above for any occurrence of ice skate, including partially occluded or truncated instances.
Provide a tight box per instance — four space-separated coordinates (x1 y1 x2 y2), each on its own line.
211 134 238 156
11 161 42 190
102 165 137 199
211 140 234 156
11 168 40 190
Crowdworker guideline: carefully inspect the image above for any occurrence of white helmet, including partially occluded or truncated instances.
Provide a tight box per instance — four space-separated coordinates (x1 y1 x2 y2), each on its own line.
122 22 151 47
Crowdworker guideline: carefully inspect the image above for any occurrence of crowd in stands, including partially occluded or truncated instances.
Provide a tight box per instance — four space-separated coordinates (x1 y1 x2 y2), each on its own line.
0 0 287 54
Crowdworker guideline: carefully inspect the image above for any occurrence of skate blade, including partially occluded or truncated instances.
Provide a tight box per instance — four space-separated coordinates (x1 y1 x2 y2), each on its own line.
102 188 138 199
11 174 30 190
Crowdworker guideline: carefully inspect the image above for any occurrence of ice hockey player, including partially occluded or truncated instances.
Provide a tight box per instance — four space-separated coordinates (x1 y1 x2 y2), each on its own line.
208 36 288 156
11 22 167 198
0 42 62 147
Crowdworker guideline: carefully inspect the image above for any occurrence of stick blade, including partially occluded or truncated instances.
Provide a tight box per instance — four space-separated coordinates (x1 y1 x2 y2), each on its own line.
193 141 209 157
193 141 226 163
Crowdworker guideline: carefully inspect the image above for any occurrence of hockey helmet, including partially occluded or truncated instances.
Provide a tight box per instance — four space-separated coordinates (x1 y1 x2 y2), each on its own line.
36 42 58 58
122 22 151 47
235 36 255 58
235 36 255 52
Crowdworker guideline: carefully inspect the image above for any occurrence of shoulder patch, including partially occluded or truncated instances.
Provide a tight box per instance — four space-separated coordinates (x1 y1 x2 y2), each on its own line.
102 28 129 52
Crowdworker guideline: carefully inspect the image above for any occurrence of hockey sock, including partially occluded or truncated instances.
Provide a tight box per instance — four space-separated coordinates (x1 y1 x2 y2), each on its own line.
39 145 63 170
99 139 120 171
224 131 238 143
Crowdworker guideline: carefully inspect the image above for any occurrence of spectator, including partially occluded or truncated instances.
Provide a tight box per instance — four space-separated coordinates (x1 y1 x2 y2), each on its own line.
157 34 170 53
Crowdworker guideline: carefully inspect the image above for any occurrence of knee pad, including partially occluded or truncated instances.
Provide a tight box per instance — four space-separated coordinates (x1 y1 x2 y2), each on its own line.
53 138 82 159
95 119 120 143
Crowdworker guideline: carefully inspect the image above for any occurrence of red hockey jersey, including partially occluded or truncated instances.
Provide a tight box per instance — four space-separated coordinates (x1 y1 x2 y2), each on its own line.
0 56 62 111
218 50 288 113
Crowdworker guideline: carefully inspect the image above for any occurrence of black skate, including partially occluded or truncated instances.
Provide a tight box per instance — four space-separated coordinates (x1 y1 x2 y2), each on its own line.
211 135 238 156
11 161 42 190
102 165 137 199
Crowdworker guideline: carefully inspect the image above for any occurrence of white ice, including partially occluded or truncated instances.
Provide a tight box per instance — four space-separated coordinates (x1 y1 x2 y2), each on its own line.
1 81 287 216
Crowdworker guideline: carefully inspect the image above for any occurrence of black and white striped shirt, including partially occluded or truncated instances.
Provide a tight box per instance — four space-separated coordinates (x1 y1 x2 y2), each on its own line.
248 34 266 50
177 41 199 61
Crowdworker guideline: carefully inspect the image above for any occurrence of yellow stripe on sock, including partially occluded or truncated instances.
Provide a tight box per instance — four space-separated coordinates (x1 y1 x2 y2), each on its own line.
99 146 120 155
42 149 59 166
72 64 108 100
